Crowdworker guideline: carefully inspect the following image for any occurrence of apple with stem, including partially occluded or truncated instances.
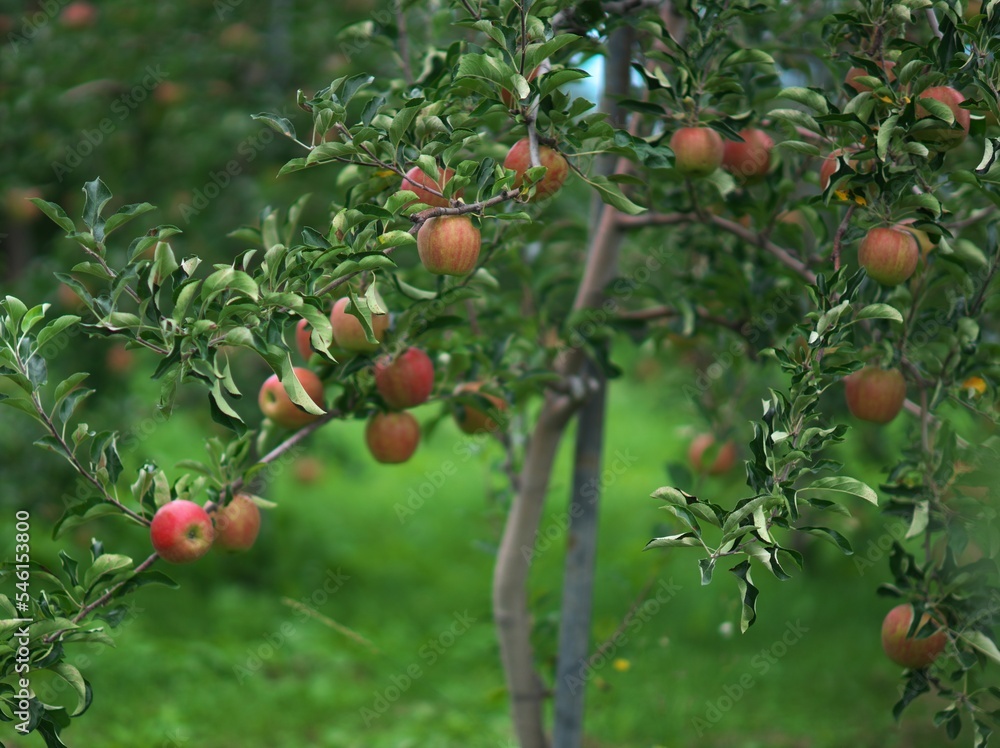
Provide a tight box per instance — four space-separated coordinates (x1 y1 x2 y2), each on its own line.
416 215 481 276
721 128 773 184
374 347 435 409
844 366 906 424
915 86 970 150
503 138 570 201
858 226 919 286
258 367 325 429
881 604 948 669
365 411 421 464
150 500 214 564
670 126 724 178
401 166 458 208
688 433 738 475
454 382 508 435
214 494 261 552
330 296 389 353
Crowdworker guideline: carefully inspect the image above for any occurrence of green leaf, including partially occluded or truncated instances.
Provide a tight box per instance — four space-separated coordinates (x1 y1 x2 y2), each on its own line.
3 295 28 333
777 86 829 114
643 532 702 549
586 175 646 215
103 203 155 237
798 526 854 554
36 316 81 349
376 230 416 249
905 500 929 539
82 178 113 240
796 476 878 505
960 631 1000 665
730 559 758 632
389 99 425 147
48 663 92 717
201 268 259 303
251 113 296 139
775 140 821 157
856 304 903 323
28 199 76 234
84 554 133 590
720 48 775 67
877 113 899 160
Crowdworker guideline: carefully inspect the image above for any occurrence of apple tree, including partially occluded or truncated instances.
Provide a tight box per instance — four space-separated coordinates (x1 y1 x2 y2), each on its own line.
1 1 999 746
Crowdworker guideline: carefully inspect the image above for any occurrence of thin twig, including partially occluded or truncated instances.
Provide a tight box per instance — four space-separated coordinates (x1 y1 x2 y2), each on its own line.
281 597 379 652
831 204 856 271
587 575 657 667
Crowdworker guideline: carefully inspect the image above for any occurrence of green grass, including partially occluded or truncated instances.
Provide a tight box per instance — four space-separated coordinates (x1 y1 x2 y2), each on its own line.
9 368 951 747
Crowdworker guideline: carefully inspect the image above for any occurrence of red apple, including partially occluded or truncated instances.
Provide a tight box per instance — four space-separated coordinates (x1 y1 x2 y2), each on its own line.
687 433 738 475
365 411 421 464
503 138 570 201
150 500 214 564
858 226 919 286
500 67 540 108
374 347 435 409
401 166 458 208
881 604 948 669
915 86 970 150
295 318 313 361
105 345 134 375
258 367 326 429
293 455 324 485
670 126 724 178
59 2 97 28
213 494 261 552
153 81 186 105
721 128 773 184
416 215 481 276
819 148 858 191
330 296 389 353
845 60 896 93
454 382 508 435
844 366 906 424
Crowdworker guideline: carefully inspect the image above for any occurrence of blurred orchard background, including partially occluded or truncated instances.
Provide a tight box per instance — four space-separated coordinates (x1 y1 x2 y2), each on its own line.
0 1 989 746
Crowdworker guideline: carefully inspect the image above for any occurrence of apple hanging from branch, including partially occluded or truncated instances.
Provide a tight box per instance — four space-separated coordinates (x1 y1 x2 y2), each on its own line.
213 494 262 552
330 296 389 353
258 367 326 429
365 411 421 464
150 500 215 564
721 128 773 184
503 138 569 201
454 382 508 435
858 226 919 286
670 126 724 178
416 215 482 276
374 347 435 409
844 366 906 424
401 165 459 208
881 604 948 669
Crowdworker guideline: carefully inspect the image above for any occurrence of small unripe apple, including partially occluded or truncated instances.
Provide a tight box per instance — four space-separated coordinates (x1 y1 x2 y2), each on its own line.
150 500 214 564
858 226 919 286
214 495 261 552
454 382 508 435
881 604 947 669
374 347 435 409
503 138 570 201
844 366 906 424
687 433 738 475
819 148 857 191
365 411 421 464
721 128 773 184
915 86 970 150
59 1 97 29
416 215 481 276
669 127 724 178
330 296 389 353
501 67 540 108
845 60 896 93
401 166 458 208
258 367 326 429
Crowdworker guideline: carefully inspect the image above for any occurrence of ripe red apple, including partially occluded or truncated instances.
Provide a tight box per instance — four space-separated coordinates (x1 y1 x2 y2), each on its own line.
503 138 570 201
915 86 970 150
819 148 858 191
374 347 435 409
295 318 313 361
416 215 481 276
150 500 214 564
858 226 919 286
330 296 389 353
454 382 508 435
721 128 773 184
687 433 738 475
845 60 896 93
401 166 458 208
105 345 134 375
500 67 540 108
59 1 97 28
881 604 948 669
844 366 906 424
258 367 326 429
670 126 724 178
213 494 261 552
365 411 421 464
